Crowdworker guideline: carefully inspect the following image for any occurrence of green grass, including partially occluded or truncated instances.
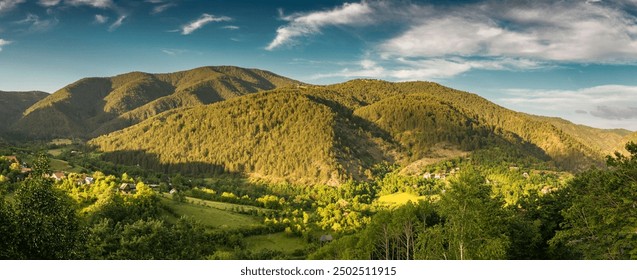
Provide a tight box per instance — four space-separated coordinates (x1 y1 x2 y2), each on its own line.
161 196 261 229
49 158 82 173
245 232 307 253
377 192 426 207
49 139 73 145
47 149 63 156
183 195 272 213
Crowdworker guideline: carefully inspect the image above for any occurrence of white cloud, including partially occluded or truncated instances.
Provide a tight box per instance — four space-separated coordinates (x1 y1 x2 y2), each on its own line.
0 0 25 13
0 38 11 51
14 13 59 32
502 85 637 109
222 25 239 30
379 1 637 63
161 48 188 55
94 14 108 24
266 2 375 50
108 15 125 31
498 85 637 129
146 1 177 14
38 0 60 6
181 13 231 35
272 0 637 67
151 3 176 14
65 0 113 9
313 57 543 81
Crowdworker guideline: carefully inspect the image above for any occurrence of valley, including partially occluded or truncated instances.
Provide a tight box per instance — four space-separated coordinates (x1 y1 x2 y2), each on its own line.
0 66 636 260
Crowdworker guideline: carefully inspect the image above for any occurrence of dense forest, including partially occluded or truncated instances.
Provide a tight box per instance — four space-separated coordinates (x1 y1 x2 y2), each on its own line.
90 80 628 185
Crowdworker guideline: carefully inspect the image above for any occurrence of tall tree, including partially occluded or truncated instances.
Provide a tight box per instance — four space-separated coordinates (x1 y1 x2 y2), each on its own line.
432 170 510 260
13 176 82 259
0 197 18 259
551 142 637 259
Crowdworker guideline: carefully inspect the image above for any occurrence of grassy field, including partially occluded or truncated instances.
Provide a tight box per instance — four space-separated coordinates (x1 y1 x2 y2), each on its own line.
47 149 64 157
245 232 307 253
49 158 82 173
377 192 426 207
161 196 262 229
49 139 73 145
183 196 272 213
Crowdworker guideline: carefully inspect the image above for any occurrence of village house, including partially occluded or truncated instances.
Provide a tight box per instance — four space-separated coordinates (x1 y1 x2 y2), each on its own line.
120 183 137 194
2 155 31 174
85 177 94 185
319 234 333 243
51 172 66 181
4 156 19 164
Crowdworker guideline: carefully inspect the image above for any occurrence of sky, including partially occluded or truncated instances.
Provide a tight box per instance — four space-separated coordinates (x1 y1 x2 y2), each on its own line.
1 0 637 130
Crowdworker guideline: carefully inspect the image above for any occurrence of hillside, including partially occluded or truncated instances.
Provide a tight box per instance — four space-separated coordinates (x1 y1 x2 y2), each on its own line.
614 131 637 153
11 66 300 139
90 89 393 185
90 79 629 185
530 116 632 157
0 91 48 134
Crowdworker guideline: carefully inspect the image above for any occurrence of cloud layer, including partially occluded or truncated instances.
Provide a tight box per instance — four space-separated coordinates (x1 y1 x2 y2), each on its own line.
15 13 58 32
499 85 637 129
181 13 231 35
279 0 637 82
65 0 113 9
0 0 25 13
379 1 637 63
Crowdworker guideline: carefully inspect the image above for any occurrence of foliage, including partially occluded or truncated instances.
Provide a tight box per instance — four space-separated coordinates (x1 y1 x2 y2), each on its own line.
551 142 637 259
11 176 82 259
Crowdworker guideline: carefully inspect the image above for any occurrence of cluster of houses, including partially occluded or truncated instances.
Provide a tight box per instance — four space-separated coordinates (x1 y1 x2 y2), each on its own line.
422 167 461 180
119 182 166 194
47 171 95 185
3 156 179 196
3 155 32 174
47 172 169 195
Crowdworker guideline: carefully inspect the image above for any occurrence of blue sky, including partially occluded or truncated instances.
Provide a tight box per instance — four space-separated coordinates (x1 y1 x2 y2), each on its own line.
1 0 637 130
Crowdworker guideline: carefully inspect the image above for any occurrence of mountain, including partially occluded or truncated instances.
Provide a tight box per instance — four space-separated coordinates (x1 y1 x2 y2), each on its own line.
89 79 631 185
0 90 48 134
531 116 633 157
11 66 301 139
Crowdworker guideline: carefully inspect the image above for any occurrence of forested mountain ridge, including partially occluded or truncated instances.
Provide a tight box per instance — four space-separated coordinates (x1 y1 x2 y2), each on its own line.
11 66 301 139
90 79 633 185
0 91 48 134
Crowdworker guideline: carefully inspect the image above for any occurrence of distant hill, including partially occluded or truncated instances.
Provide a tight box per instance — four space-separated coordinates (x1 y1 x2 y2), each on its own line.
90 79 632 185
11 66 301 139
614 131 637 154
531 116 633 157
0 90 48 135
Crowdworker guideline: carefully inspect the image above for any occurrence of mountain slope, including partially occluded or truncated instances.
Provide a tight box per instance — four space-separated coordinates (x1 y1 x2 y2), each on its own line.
0 90 48 134
12 66 300 139
91 89 394 185
531 116 632 157
90 79 627 184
